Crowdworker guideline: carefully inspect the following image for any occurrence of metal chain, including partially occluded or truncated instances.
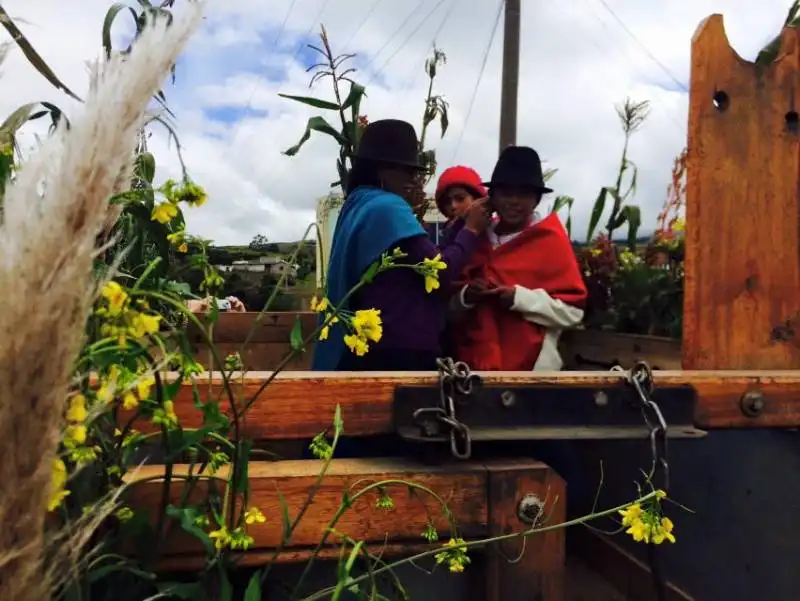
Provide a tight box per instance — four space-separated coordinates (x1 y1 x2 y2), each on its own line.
411 358 481 459
613 360 669 601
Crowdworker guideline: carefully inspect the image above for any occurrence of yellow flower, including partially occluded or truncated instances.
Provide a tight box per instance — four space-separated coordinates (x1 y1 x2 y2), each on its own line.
48 457 70 512
153 400 179 428
178 242 188 253
344 334 369 356
67 423 88 445
129 312 161 338
319 313 339 341
619 503 643 527
244 507 267 525
311 295 329 312
96 383 115 404
66 393 88 423
671 217 685 232
122 391 138 410
209 526 231 551
351 309 382 343
136 376 155 401
651 517 676 544
424 275 440 294
423 253 447 272
230 528 255 550
590 248 603 257
626 519 650 543
434 537 470 573
101 281 128 315
151 201 178 224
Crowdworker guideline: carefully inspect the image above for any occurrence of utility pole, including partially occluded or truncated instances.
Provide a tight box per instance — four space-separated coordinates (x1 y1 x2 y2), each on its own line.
499 0 521 153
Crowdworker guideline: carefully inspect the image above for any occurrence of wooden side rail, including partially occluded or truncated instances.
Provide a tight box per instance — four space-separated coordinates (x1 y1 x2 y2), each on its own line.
127 458 566 601
124 370 800 437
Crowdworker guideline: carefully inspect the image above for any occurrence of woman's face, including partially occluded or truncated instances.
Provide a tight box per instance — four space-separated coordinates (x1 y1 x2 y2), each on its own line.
444 186 478 219
492 185 541 229
376 164 418 200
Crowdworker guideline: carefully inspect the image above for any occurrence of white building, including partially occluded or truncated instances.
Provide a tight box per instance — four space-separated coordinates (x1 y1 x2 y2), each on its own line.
217 256 298 279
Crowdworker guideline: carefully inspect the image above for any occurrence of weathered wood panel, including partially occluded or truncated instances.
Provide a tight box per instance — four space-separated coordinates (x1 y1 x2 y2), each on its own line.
123 371 800 436
128 457 565 601
187 312 317 371
684 14 800 369
561 331 682 371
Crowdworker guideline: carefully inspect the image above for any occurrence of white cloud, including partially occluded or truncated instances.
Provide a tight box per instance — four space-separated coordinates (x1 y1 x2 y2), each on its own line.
0 0 792 244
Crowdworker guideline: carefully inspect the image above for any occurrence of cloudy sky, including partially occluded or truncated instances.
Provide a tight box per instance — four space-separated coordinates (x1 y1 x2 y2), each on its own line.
0 0 791 244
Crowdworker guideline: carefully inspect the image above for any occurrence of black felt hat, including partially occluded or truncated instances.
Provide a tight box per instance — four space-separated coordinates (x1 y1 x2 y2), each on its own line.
483 145 553 193
353 119 425 170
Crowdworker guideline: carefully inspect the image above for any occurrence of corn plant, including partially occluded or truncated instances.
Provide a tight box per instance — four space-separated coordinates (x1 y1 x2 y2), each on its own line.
756 0 800 65
280 25 366 193
585 97 649 247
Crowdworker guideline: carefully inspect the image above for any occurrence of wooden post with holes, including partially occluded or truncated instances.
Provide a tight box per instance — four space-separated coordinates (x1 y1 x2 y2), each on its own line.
683 14 800 370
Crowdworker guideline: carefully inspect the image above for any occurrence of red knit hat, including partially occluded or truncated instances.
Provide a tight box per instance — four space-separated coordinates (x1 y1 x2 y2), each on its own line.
435 166 487 214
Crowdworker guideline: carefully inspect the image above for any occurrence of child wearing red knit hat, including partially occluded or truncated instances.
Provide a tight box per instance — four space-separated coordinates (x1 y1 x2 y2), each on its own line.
435 166 488 247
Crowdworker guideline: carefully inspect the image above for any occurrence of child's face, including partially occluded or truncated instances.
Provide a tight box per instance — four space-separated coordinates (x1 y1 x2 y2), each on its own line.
492 185 541 228
445 186 478 219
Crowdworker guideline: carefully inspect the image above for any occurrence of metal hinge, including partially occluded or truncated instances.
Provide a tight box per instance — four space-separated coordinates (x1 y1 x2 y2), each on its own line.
393 382 706 450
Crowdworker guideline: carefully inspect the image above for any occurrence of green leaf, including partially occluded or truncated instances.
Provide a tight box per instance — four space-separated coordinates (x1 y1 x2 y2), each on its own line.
290 315 304 352
586 186 611 242
244 572 262 601
157 582 208 600
277 490 293 541
278 93 340 110
621 205 642 248
102 3 138 57
283 116 348 156
0 6 81 101
333 403 344 434
217 566 233 601
233 441 252 494
165 505 214 555
341 82 366 111
88 561 156 583
135 151 156 184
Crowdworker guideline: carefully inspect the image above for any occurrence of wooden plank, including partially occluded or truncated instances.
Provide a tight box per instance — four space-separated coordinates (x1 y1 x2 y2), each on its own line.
126 457 564 591
684 15 800 369
187 312 317 343
561 330 682 371
124 370 800 437
568 528 693 601
191 342 310 371
485 460 565 601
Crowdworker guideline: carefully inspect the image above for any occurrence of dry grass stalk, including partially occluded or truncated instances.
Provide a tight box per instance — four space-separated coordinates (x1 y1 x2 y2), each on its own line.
0 4 205 600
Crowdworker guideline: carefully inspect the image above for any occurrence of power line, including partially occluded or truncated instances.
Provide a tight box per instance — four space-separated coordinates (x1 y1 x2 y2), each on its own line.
593 0 687 92
398 0 457 91
366 0 448 87
341 0 385 52
360 0 428 75
451 0 504 162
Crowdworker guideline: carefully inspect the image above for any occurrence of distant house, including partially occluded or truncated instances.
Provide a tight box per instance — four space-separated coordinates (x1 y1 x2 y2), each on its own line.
217 256 298 279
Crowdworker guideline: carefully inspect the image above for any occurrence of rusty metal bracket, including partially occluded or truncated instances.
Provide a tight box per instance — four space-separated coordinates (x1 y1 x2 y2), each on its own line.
393 384 706 445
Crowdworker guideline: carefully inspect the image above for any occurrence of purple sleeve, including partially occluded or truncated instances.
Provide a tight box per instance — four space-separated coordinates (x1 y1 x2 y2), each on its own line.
398 227 479 287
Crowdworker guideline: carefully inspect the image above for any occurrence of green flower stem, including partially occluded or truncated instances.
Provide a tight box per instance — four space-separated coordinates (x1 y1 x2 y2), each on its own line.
300 491 662 601
132 257 163 291
289 479 455 601
257 424 343 585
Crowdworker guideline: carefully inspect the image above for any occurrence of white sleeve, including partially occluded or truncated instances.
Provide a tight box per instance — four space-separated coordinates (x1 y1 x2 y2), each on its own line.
510 285 584 328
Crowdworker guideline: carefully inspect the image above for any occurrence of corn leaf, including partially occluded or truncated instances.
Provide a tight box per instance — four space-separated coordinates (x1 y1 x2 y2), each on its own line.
102 3 138 57
283 116 347 156
0 6 81 101
586 186 612 242
278 93 340 110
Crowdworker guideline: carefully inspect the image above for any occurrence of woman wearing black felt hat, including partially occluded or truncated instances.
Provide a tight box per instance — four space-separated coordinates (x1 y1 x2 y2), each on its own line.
450 145 588 372
312 119 490 372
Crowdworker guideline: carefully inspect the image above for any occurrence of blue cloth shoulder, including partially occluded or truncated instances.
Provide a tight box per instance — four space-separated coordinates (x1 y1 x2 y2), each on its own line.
311 186 425 371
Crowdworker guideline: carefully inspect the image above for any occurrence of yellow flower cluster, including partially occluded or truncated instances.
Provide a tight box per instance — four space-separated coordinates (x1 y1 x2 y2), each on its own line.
48 457 70 512
619 491 675 545
96 281 161 347
434 537 471 573
97 364 155 412
151 178 208 224
418 253 447 293
618 248 644 270
63 390 101 464
310 296 383 357
166 228 188 253
207 506 266 552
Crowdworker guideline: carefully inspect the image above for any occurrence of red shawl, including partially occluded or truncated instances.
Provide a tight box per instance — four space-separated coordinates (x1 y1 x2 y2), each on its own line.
453 213 587 370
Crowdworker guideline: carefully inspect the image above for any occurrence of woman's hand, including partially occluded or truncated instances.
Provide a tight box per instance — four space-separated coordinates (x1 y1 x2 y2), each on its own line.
464 198 490 234
463 280 515 308
227 296 246 312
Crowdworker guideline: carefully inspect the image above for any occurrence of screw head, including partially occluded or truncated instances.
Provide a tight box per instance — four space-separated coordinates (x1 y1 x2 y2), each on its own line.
500 390 516 408
740 390 765 418
594 391 609 407
517 494 545 525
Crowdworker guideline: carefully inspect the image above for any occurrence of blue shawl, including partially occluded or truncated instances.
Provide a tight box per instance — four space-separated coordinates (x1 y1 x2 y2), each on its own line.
311 186 426 371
